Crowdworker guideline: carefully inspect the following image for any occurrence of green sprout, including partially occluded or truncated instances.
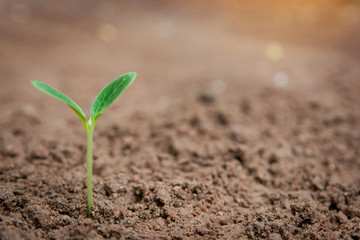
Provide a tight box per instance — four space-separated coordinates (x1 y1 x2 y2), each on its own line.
31 72 137 214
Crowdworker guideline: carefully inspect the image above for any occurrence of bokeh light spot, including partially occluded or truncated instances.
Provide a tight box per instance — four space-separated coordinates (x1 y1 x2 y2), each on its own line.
211 80 227 94
273 72 289 88
98 24 118 43
157 21 176 39
265 43 283 62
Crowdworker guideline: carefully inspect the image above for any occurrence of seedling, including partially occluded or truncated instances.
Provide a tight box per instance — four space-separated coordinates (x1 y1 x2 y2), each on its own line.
31 72 136 214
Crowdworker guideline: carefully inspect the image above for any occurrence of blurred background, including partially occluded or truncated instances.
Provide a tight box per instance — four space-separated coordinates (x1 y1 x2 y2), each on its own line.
0 0 359 125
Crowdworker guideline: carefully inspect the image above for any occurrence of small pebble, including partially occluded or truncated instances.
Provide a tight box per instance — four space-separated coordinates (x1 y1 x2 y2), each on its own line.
198 92 216 104
173 201 183 208
30 144 48 159
3 145 19 157
49 194 58 199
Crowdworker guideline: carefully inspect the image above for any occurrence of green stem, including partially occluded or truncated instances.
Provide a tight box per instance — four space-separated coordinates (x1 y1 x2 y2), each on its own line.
86 127 93 215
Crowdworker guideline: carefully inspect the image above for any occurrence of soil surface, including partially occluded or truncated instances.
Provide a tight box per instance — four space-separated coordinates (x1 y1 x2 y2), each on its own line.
1 1 360 239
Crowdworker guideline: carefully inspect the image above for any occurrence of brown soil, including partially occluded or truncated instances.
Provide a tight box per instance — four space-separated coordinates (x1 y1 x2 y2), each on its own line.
1 1 360 239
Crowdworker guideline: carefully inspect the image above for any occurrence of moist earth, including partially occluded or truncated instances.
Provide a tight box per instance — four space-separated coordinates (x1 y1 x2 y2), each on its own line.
1 79 360 239
1 1 360 239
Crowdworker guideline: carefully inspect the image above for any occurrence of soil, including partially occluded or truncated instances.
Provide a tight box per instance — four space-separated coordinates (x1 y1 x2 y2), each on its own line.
1 1 360 239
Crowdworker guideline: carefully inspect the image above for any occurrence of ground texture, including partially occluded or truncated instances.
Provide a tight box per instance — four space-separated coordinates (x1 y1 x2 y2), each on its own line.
0 1 360 239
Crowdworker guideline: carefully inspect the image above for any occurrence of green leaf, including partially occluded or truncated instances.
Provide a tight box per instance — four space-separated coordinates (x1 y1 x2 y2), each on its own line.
30 80 87 126
90 72 136 121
